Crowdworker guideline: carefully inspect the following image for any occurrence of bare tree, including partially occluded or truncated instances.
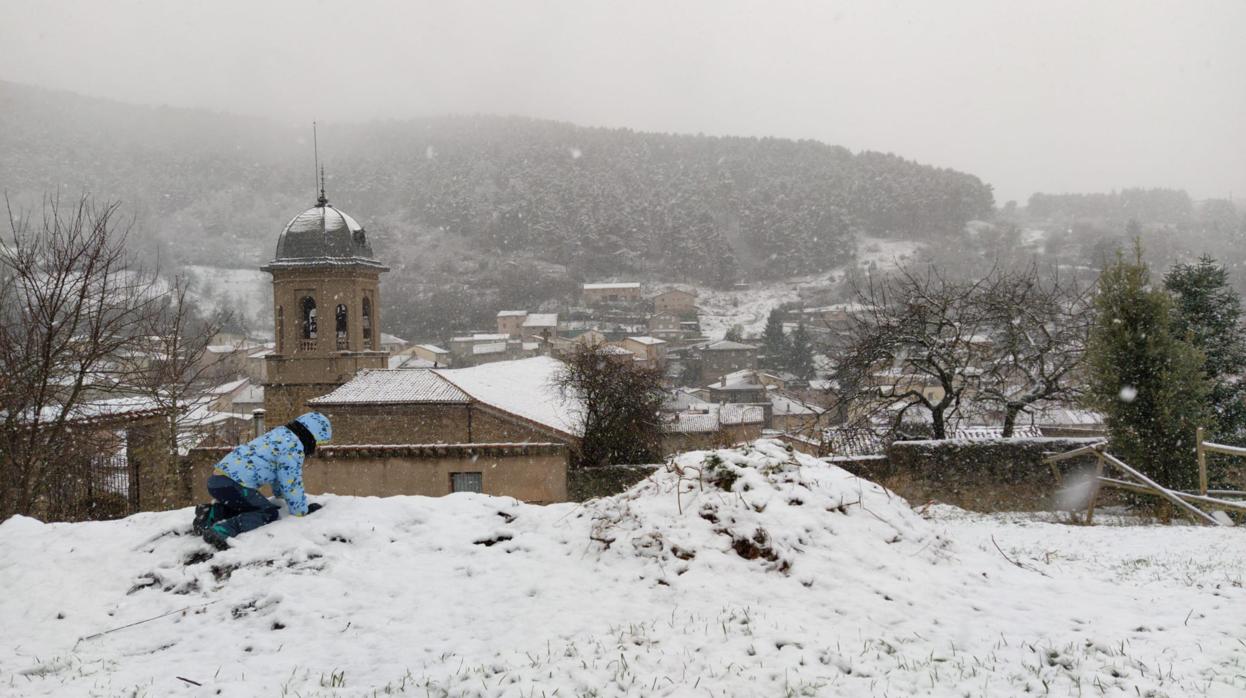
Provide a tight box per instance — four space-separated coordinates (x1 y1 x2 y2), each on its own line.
121 274 229 506
975 264 1090 436
0 196 161 519
554 343 666 467
829 265 998 439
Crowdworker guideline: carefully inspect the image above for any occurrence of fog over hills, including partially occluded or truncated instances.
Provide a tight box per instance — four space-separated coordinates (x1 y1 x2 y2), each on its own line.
0 80 992 280
2 81 1242 342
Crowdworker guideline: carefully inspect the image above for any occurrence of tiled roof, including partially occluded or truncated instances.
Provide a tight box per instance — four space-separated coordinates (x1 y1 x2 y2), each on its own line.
309 370 469 405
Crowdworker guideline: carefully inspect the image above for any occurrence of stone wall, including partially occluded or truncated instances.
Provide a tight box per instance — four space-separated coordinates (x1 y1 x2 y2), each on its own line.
187 442 568 504
831 437 1103 511
661 423 763 456
568 464 660 501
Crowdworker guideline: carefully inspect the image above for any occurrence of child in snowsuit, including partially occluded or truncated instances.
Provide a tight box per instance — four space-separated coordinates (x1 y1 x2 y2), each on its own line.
193 412 332 550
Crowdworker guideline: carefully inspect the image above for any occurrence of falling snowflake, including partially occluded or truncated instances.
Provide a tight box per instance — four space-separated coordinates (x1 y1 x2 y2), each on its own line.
1118 385 1137 402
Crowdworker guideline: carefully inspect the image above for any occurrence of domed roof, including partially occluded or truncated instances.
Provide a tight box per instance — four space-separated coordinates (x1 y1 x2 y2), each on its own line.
265 196 386 270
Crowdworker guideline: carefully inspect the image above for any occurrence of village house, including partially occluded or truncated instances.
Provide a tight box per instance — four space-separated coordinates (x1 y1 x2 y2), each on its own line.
207 377 265 415
652 288 698 317
694 339 759 383
521 313 559 341
305 357 576 502
244 346 273 382
660 402 766 453
703 369 780 403
647 312 684 341
621 336 668 368
496 310 528 337
769 392 825 437
379 332 410 354
410 343 452 367
582 282 642 305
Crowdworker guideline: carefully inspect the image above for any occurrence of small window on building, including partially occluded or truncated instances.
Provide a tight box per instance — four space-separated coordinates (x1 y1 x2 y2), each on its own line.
451 472 483 493
276 306 284 353
362 296 373 350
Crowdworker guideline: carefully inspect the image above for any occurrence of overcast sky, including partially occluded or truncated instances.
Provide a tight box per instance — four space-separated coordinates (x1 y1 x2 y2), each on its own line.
2 0 1243 203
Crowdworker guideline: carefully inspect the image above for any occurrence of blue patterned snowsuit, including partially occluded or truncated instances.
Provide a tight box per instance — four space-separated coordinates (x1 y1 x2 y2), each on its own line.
207 412 332 537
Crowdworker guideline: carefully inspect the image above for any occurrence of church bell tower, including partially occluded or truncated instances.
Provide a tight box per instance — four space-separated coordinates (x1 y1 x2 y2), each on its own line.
261 184 389 427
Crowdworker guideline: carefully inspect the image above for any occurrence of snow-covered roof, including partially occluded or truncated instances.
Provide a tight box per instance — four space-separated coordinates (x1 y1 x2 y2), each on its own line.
380 333 408 345
390 355 437 369
7 396 169 426
720 404 766 425
626 336 666 346
713 369 779 389
951 425 1043 440
309 370 470 405
663 389 712 411
248 348 274 360
597 345 634 356
1029 406 1104 427
452 333 510 343
770 393 824 416
208 377 250 396
663 403 765 433
233 384 264 405
663 409 721 433
702 340 757 351
415 344 449 354
435 357 581 437
583 282 640 291
522 313 558 328
497 310 528 318
472 342 509 355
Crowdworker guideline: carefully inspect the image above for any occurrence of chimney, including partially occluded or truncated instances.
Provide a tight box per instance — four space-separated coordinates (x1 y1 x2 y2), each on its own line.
252 408 266 439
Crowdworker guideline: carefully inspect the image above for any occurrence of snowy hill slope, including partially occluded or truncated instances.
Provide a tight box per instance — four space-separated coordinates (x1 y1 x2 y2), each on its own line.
1 441 1243 696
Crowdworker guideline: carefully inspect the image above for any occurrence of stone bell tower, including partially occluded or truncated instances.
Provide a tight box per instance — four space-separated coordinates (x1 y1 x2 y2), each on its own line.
261 184 389 427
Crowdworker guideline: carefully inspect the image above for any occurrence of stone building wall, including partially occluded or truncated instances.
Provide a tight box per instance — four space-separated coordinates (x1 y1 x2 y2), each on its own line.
187 442 568 504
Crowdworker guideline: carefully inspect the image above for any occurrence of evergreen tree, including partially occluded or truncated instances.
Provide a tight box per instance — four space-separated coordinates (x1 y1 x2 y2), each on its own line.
724 325 745 343
786 322 816 381
1085 244 1211 489
1164 255 1246 442
761 308 788 369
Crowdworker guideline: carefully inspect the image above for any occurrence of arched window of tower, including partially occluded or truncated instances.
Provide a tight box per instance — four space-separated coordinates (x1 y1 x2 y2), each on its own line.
300 296 318 350
336 303 349 350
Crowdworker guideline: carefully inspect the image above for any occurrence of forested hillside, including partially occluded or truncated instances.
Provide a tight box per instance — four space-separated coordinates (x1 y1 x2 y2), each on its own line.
0 81 994 286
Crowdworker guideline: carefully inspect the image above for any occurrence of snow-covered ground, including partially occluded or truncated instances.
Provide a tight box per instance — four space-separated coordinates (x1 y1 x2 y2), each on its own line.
2 441 1241 697
696 235 923 339
181 265 270 326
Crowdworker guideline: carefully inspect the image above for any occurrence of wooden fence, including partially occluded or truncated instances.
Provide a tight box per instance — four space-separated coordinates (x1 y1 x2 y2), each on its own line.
1043 440 1246 527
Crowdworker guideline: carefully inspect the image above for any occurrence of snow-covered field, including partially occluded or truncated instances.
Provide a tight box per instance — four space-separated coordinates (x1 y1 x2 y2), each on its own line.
2 441 1242 697
181 265 269 326
696 236 923 339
